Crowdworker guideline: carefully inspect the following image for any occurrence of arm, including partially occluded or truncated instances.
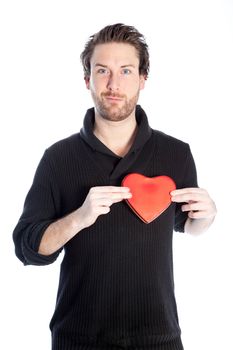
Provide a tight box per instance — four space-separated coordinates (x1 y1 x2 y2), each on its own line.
38 186 132 255
13 148 132 264
171 187 217 235
13 152 60 265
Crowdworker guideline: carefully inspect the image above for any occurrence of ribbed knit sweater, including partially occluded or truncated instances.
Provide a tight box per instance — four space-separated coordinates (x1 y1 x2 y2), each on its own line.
13 106 198 350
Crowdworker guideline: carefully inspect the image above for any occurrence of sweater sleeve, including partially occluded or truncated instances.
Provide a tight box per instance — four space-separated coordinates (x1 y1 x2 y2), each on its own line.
174 145 198 233
13 151 63 266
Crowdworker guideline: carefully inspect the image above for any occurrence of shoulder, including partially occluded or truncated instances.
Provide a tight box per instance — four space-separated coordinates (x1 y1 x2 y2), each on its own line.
150 130 197 188
39 133 85 171
152 129 189 148
151 129 194 168
44 133 82 158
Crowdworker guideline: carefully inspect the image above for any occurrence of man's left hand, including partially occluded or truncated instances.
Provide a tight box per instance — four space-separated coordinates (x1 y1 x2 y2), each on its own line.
170 187 217 220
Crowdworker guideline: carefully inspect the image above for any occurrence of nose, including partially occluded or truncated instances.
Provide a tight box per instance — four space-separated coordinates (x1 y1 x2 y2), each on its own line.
106 72 120 91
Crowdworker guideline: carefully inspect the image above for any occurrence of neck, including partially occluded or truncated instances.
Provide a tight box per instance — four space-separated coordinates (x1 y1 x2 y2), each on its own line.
93 110 138 157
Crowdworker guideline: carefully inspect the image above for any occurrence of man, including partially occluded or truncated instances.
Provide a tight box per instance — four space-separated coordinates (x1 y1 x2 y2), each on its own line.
13 23 216 350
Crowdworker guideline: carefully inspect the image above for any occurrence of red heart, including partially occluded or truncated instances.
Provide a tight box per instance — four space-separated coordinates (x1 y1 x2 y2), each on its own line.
122 173 176 223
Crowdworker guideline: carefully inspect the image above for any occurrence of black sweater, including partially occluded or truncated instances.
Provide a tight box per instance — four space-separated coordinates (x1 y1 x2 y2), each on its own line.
13 106 198 350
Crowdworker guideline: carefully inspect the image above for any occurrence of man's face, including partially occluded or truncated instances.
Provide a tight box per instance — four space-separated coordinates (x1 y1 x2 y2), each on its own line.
85 42 146 122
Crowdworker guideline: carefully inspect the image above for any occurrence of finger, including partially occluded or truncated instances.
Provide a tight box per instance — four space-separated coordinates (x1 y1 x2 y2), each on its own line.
90 186 131 193
93 193 132 206
171 188 206 196
181 202 208 212
110 192 132 200
94 198 114 207
171 193 207 203
91 192 132 201
96 206 111 215
89 192 132 204
111 196 131 204
188 210 210 219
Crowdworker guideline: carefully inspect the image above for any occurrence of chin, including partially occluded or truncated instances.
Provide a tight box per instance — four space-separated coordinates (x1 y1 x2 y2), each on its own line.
98 106 133 122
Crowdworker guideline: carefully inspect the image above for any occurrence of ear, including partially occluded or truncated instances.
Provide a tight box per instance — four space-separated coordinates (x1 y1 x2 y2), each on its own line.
85 77 90 90
139 75 146 90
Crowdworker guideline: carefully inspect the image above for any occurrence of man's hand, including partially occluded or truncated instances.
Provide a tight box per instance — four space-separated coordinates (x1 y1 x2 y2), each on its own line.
39 186 132 255
170 187 217 234
78 186 132 228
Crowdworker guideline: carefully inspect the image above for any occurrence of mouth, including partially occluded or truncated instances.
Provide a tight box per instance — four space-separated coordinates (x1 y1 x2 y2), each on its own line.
105 96 124 102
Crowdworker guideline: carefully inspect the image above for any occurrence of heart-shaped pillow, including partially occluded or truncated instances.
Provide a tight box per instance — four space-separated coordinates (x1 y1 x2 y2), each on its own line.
122 173 176 223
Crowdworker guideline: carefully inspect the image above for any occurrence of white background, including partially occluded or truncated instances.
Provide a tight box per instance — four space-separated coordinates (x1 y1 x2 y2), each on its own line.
0 0 233 349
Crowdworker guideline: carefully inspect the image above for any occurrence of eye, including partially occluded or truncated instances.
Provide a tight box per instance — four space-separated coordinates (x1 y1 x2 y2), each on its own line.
97 68 109 74
122 68 131 75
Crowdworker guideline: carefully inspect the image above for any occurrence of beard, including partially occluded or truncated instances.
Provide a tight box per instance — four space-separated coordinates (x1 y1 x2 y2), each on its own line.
91 90 140 122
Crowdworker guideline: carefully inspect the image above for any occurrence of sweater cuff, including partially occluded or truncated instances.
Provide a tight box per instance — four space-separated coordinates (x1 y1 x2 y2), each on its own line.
174 203 188 233
21 220 62 266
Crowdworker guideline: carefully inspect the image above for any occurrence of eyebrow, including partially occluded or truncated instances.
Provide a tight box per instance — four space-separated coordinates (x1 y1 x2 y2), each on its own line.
94 63 136 68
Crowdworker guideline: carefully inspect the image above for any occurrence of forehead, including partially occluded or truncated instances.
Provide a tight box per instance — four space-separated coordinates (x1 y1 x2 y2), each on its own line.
90 42 139 66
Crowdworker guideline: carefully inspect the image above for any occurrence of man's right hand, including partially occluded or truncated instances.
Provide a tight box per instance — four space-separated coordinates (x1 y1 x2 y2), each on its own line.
77 186 132 228
39 186 132 255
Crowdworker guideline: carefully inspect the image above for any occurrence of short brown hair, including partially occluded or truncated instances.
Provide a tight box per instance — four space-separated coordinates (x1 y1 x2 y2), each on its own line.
80 23 150 79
